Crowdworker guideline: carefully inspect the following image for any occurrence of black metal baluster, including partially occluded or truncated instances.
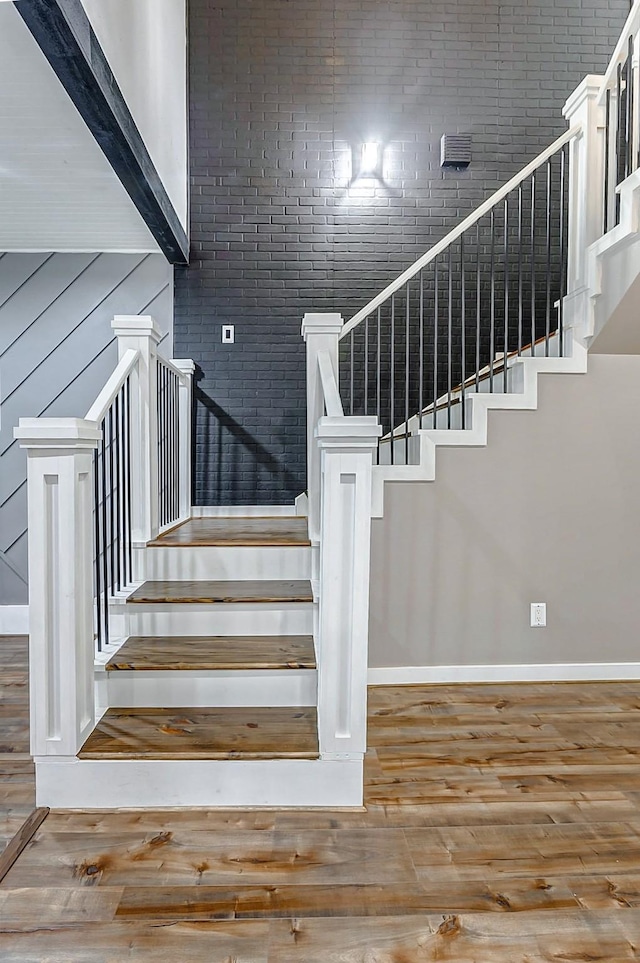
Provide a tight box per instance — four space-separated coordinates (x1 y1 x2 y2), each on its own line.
617 62 623 224
375 311 381 417
157 364 163 527
559 145 567 357
433 256 439 428
489 207 496 390
627 36 634 179
364 315 369 416
460 233 466 429
604 88 611 233
518 182 523 354
545 158 552 356
419 270 424 429
100 418 109 648
503 196 509 374
114 394 121 592
390 294 395 464
93 449 102 653
108 406 115 596
376 307 381 457
447 243 453 428
349 330 354 416
125 377 133 581
404 282 410 464
475 221 481 393
530 172 536 354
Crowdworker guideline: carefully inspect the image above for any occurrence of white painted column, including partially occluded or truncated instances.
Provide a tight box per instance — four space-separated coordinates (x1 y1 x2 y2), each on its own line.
301 313 343 544
111 315 161 548
172 359 195 522
315 415 381 759
563 75 605 297
14 419 101 757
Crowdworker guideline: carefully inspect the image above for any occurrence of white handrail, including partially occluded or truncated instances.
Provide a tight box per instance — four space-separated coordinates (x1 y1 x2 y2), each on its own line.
157 355 187 382
85 348 139 424
341 125 582 339
598 0 640 105
317 349 344 417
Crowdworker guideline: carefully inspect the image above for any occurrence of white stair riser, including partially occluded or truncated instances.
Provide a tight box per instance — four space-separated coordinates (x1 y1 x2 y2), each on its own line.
34 756 363 808
98 668 317 708
123 601 314 637
145 545 311 581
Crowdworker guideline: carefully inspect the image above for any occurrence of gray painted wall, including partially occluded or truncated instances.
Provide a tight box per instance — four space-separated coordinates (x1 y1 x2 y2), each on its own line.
369 353 640 668
0 252 173 606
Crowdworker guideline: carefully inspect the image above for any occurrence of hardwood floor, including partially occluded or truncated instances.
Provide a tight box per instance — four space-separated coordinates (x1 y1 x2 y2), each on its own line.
126 579 313 604
148 516 311 547
4 635 640 960
78 706 319 759
105 635 316 671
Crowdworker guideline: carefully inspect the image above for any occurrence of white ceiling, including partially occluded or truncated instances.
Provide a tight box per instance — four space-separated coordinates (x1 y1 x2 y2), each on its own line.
0 4 160 253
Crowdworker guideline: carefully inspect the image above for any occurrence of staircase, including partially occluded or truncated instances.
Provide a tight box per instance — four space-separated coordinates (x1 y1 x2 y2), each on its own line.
15 2 640 808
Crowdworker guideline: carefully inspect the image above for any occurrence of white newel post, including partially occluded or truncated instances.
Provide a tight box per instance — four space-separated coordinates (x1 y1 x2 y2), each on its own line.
14 419 101 757
316 416 381 761
301 313 343 544
172 359 195 522
111 316 161 549
563 75 605 299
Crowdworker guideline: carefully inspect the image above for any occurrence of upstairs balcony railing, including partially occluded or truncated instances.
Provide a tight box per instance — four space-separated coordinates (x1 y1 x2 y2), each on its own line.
600 1 640 233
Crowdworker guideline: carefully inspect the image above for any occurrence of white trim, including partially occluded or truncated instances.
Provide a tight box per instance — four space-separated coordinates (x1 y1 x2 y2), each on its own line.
101 667 317 708
368 663 640 685
191 505 297 517
34 756 363 808
0 605 29 634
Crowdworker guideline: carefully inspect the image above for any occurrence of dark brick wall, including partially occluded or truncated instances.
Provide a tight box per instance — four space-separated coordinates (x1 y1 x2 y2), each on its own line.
174 0 629 505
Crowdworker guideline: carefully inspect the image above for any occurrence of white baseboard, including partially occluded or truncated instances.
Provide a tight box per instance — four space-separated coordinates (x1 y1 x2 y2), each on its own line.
368 662 640 685
192 505 297 517
0 605 29 635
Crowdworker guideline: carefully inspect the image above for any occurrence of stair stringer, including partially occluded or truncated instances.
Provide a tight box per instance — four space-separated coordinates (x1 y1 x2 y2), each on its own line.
370 336 588 518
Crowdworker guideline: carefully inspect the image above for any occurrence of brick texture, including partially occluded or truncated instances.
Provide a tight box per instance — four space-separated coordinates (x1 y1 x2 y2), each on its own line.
174 0 628 505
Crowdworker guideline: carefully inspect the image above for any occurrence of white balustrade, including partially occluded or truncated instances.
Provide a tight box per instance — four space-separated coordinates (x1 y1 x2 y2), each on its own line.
302 312 381 765
15 316 194 767
14 419 101 757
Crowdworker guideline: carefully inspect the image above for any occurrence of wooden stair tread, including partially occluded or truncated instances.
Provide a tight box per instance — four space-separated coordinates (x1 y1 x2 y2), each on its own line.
78 707 319 760
127 580 313 604
149 517 310 547
105 635 316 671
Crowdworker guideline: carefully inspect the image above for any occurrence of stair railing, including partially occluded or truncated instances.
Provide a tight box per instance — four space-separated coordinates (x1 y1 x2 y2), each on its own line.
302 314 380 770
15 315 194 760
339 126 582 465
599 0 640 234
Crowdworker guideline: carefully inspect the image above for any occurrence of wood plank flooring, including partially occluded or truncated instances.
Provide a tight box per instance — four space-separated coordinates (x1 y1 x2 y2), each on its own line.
148 517 310 547
78 707 320 759
5 636 640 960
126 579 313 604
104 635 316 671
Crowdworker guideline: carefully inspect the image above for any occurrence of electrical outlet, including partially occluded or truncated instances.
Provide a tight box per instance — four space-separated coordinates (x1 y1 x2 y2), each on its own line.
530 602 546 627
222 324 234 344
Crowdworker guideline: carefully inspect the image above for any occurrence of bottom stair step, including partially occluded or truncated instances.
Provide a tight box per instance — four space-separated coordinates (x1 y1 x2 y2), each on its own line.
79 706 319 760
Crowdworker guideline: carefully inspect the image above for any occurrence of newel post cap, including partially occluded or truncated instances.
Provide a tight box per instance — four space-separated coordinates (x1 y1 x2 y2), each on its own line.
563 74 605 120
301 313 344 341
112 314 162 342
316 415 382 451
14 417 101 450
171 358 196 376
